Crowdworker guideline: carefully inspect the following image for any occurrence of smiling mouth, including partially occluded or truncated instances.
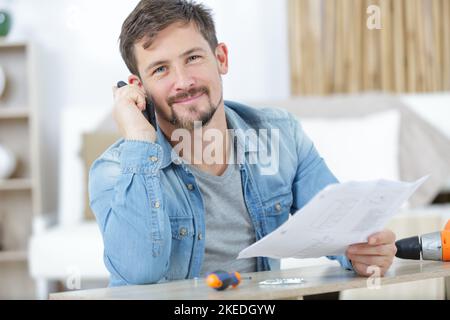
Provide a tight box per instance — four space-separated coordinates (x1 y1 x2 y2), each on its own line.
173 92 205 105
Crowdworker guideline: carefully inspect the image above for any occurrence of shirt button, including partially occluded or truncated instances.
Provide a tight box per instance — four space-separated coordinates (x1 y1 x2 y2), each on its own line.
154 201 160 208
149 156 158 162
275 203 282 212
179 227 187 237
198 233 203 240
186 184 194 191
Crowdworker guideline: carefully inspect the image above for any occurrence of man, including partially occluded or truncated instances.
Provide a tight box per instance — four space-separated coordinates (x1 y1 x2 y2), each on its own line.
89 0 397 287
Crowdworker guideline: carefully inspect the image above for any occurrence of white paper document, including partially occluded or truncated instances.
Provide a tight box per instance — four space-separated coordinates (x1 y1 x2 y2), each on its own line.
237 176 428 260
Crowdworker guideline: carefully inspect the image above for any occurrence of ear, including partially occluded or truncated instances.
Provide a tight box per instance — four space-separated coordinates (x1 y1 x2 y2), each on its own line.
128 74 144 88
215 43 228 75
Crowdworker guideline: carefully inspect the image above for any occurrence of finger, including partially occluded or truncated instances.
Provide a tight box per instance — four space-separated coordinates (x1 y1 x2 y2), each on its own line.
128 82 138 90
129 80 143 91
125 90 145 110
351 261 372 277
128 80 147 95
134 92 146 110
113 83 146 110
347 243 396 256
368 229 396 245
124 86 146 108
138 87 147 98
112 86 118 95
126 82 146 97
346 254 392 268
126 83 146 97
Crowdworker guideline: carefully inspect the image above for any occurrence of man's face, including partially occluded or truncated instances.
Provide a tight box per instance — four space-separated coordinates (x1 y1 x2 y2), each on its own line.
133 22 228 130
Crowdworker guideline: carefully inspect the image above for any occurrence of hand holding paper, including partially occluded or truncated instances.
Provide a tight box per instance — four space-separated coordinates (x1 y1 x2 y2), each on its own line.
238 176 428 260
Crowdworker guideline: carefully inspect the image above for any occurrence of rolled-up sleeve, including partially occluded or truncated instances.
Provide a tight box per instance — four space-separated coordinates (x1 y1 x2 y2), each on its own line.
89 140 172 286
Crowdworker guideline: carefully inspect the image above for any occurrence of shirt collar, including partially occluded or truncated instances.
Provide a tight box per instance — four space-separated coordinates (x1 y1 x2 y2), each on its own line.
157 101 257 170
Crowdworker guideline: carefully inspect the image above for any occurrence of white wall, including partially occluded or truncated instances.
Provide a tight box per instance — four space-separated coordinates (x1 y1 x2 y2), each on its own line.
400 93 450 191
6 0 290 215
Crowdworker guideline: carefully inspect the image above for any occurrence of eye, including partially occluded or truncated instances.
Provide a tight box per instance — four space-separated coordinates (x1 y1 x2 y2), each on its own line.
187 55 201 63
153 66 167 75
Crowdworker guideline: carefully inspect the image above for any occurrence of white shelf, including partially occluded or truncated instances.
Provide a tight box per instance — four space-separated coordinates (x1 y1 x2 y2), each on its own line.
0 108 30 119
0 41 27 49
0 178 33 191
0 41 40 298
0 251 27 262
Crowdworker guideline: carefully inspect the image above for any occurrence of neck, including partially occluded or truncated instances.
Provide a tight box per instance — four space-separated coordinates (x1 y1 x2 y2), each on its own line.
160 102 230 176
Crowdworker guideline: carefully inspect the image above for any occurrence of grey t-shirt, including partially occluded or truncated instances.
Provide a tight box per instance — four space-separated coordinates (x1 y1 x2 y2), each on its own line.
187 161 257 276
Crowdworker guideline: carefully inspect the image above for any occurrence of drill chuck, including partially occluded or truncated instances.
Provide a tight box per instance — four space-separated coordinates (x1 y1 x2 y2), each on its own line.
395 232 443 261
395 235 421 260
395 219 450 261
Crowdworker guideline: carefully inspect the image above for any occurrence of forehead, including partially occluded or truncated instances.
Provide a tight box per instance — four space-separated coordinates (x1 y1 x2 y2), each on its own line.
134 22 211 65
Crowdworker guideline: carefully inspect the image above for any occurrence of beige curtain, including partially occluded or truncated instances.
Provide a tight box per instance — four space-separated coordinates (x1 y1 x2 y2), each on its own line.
289 0 450 95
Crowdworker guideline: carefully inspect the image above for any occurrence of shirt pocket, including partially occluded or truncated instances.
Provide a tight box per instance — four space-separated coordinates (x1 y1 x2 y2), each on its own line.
165 215 195 280
261 191 293 235
169 215 195 240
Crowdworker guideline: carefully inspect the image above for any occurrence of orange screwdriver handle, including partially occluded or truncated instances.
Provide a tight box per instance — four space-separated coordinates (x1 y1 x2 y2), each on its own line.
206 270 241 291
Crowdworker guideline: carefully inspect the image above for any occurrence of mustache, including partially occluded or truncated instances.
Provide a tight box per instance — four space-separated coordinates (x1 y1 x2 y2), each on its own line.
167 86 209 106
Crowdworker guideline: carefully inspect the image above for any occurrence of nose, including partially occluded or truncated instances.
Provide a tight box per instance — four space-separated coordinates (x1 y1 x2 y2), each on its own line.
173 66 195 92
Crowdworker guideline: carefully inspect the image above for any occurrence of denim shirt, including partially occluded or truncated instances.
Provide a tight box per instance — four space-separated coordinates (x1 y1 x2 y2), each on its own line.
89 100 353 287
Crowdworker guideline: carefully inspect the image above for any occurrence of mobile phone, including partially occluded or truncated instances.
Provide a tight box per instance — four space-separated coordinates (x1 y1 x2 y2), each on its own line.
117 81 157 131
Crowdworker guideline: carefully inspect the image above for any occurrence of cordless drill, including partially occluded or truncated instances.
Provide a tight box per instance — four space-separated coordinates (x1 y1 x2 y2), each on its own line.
395 220 450 261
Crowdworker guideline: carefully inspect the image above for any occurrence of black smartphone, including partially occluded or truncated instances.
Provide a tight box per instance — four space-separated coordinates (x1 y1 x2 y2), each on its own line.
117 81 157 131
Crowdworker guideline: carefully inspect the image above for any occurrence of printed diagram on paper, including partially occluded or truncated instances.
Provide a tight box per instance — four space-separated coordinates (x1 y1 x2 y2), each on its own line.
237 176 428 260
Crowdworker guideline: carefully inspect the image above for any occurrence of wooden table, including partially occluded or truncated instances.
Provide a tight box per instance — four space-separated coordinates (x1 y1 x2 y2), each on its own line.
49 260 450 300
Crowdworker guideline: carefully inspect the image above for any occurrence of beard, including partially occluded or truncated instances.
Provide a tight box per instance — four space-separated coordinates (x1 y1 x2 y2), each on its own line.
157 86 222 130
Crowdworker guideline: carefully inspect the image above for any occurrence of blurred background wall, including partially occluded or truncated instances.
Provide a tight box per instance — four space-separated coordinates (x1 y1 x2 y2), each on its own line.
5 0 290 216
289 0 450 95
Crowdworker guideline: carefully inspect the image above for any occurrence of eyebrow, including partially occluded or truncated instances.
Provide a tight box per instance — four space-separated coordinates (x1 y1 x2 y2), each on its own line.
144 47 207 74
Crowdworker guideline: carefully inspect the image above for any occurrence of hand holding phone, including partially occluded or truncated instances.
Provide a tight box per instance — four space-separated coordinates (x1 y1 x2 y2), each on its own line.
112 80 157 142
117 81 157 131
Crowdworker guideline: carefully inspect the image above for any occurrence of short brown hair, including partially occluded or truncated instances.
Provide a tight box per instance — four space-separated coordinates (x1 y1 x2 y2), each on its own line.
119 0 218 77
